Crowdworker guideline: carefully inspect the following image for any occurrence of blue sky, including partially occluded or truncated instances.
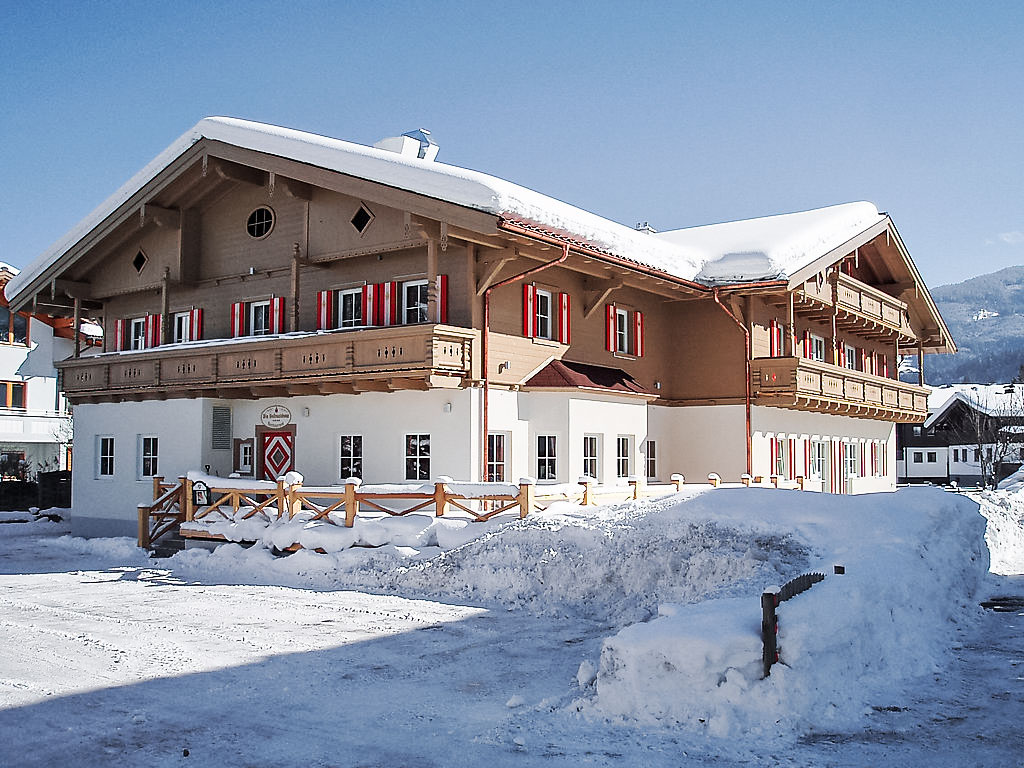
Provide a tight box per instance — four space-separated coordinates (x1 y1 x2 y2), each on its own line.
2 1 1022 287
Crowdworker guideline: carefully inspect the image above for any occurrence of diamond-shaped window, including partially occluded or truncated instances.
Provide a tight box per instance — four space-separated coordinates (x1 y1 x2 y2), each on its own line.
351 205 374 234
132 250 148 274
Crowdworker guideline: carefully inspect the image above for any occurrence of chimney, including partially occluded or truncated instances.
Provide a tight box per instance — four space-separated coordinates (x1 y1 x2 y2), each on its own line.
635 222 657 234
373 128 439 161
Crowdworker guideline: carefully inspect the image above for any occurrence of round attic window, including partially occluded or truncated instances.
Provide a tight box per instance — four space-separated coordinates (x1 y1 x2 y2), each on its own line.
246 207 275 239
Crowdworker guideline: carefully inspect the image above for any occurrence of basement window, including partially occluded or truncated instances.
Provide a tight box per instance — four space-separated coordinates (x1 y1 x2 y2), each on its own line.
351 204 374 234
246 207 275 239
132 250 148 274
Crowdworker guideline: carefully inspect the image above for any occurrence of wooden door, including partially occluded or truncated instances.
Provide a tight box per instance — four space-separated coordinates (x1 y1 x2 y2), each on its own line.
259 430 295 480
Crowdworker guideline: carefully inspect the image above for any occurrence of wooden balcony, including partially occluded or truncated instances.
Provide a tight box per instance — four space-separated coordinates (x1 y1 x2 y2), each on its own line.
751 356 928 422
797 273 914 340
58 324 477 403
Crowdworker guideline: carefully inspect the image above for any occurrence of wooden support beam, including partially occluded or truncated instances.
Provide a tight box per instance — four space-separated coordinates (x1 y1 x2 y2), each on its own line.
207 158 266 187
286 384 320 396
351 380 390 393
318 382 358 395
139 203 180 230
583 278 623 319
388 377 430 391
52 279 93 300
268 172 313 200
475 249 516 295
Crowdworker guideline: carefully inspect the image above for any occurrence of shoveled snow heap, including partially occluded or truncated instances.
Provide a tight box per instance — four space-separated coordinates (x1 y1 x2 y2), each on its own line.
171 485 988 739
975 472 1024 574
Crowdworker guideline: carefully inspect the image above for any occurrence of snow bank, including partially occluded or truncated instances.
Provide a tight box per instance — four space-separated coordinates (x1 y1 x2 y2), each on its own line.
584 487 988 737
973 485 1024 574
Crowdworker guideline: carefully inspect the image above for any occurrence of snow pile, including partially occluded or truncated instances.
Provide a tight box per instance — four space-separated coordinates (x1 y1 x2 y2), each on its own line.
578 487 988 736
973 483 1024 575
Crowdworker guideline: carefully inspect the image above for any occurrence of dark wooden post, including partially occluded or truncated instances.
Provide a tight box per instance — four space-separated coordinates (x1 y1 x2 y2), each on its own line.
761 591 779 678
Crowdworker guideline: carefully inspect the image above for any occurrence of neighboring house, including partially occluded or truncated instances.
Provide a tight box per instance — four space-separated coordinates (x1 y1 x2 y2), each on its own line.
4 118 954 538
897 384 1024 486
0 264 75 478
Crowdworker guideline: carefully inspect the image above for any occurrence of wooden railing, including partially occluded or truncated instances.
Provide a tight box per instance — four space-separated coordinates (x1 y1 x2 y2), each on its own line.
59 323 476 400
799 273 913 337
751 356 929 420
136 476 186 549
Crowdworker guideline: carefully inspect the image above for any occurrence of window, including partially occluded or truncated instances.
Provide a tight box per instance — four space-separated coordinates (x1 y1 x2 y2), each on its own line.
644 440 657 480
339 435 363 479
233 439 254 475
405 434 430 481
809 334 826 363
402 280 429 325
98 436 115 477
535 289 553 340
773 437 787 478
0 381 26 409
615 308 630 354
974 448 981 462
927 451 936 463
487 433 507 482
129 317 147 350
351 204 374 234
582 435 599 480
173 311 191 344
339 288 363 328
0 308 29 346
537 435 557 481
809 440 827 480
844 442 859 478
246 207 275 239
913 451 923 463
844 344 857 370
249 300 271 336
616 436 632 479
132 249 148 274
139 436 158 478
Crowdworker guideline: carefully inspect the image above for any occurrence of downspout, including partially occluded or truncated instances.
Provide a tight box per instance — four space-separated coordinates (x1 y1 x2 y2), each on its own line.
481 243 569 481
713 287 752 476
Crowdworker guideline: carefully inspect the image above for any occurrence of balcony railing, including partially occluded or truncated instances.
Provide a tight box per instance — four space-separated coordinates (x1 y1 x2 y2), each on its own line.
58 324 477 401
799 273 914 338
751 356 928 422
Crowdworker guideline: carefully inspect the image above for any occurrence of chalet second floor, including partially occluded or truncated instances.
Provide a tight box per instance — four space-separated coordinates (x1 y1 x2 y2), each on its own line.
6 119 952 423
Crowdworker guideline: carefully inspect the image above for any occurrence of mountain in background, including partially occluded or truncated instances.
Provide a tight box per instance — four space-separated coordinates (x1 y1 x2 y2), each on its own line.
920 265 1024 385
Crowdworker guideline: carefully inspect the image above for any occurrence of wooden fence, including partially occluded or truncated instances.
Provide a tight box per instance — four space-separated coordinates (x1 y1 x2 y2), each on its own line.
761 565 844 678
138 474 687 549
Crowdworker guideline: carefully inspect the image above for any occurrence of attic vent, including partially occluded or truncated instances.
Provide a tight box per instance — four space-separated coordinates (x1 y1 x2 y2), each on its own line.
132 250 148 274
351 204 374 234
211 406 232 450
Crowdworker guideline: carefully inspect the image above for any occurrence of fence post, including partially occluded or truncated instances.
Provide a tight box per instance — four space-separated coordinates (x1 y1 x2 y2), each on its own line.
796 475 805 491
274 479 286 519
176 475 186 514
708 472 721 487
670 473 684 492
578 477 593 505
287 481 302 519
152 475 164 502
344 478 361 528
434 481 449 517
517 478 536 519
761 590 779 678
770 474 780 488
184 476 195 522
628 477 643 499
137 505 151 550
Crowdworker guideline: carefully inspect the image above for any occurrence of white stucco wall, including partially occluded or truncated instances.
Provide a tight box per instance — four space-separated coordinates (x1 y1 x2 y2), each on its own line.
648 404 747 484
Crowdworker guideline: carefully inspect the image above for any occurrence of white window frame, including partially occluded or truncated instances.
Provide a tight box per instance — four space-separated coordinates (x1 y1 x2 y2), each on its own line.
139 435 159 479
809 440 827 480
534 289 554 340
339 434 363 480
844 343 857 371
173 311 191 344
405 433 430 481
402 279 429 325
615 308 630 354
774 437 788 478
249 300 271 336
643 439 657 480
239 442 254 474
98 436 115 478
487 432 508 482
339 288 363 328
582 434 600 481
809 334 826 363
616 435 632 479
537 434 557 481
130 317 147 350
844 442 859 477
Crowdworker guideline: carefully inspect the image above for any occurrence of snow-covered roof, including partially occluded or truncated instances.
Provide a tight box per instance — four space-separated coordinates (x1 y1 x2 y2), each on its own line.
924 383 1024 426
654 202 887 284
6 117 892 304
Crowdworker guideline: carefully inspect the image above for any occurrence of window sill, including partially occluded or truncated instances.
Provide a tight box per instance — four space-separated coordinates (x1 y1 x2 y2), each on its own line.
531 337 562 348
612 352 637 361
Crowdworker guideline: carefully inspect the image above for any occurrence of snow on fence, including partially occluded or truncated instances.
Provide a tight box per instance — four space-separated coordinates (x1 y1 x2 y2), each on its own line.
761 565 844 678
137 473 687 550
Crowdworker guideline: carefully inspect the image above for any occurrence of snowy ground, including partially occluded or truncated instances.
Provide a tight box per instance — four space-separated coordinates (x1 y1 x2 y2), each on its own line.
0 486 1022 767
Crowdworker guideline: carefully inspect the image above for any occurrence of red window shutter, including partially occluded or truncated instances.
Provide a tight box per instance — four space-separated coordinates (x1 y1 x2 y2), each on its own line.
838 343 845 367
362 284 375 326
804 438 810 477
860 444 866 476
146 314 161 348
374 283 385 327
605 304 616 352
860 348 867 372
770 437 777 476
317 290 334 330
270 297 285 334
114 318 126 351
190 308 203 341
634 310 644 357
436 275 449 323
384 281 398 326
882 355 889 377
522 284 536 338
789 438 795 479
557 292 571 344
230 302 244 337
803 331 810 358
769 320 778 357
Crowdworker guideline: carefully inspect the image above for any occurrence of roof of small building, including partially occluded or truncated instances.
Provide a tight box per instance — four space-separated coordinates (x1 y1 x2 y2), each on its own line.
7 117 891 302
525 359 650 395
924 383 1024 427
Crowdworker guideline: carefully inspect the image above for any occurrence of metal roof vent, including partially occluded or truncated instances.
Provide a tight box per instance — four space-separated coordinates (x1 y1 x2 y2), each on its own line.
635 221 657 234
373 128 439 161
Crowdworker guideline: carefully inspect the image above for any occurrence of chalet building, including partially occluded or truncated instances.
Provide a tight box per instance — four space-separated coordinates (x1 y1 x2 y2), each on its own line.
897 384 1024 486
5 118 954 537
0 265 75 478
